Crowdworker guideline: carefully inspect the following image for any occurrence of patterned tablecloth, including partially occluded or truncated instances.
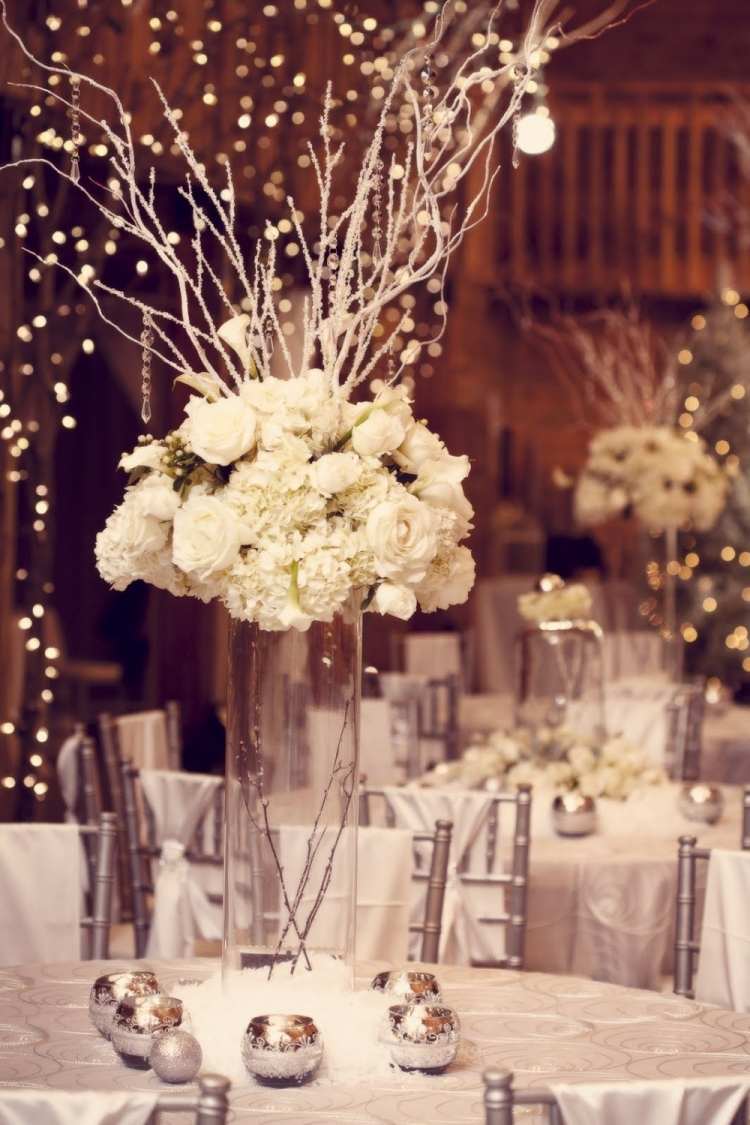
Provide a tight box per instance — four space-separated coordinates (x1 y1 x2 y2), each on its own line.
2 959 750 1123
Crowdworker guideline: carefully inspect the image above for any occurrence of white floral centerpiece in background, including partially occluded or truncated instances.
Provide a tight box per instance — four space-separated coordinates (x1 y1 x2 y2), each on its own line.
97 338 474 631
518 574 593 625
422 725 665 801
575 424 726 534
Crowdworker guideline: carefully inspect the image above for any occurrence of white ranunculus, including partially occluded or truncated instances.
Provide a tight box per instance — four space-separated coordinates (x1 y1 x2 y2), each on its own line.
393 422 444 474
416 544 475 613
95 498 169 589
172 494 242 580
132 473 181 522
351 408 406 458
119 442 164 473
310 452 362 496
370 582 417 620
184 394 257 465
366 494 439 584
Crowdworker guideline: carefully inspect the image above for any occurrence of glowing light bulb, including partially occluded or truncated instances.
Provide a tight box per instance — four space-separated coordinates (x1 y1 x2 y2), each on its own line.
516 110 556 155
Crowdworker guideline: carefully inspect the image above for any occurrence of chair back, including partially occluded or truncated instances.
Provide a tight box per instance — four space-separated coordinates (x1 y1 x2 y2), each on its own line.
743 786 750 851
97 712 133 917
165 700 183 770
157 1073 230 1124
79 812 118 960
460 784 533 970
409 819 453 962
483 1069 562 1125
666 681 705 781
120 759 155 957
674 833 711 998
418 675 460 762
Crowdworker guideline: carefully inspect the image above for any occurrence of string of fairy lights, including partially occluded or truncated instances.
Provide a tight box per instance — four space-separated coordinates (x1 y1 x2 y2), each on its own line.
638 287 750 689
0 0 556 808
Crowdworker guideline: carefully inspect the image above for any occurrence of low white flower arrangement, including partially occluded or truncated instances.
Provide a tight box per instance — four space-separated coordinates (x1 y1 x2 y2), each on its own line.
518 581 593 624
421 724 665 801
96 320 475 631
574 424 726 534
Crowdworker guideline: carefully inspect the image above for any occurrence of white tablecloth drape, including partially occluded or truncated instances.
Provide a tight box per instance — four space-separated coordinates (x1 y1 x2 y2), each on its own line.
139 770 224 959
116 710 170 770
56 733 81 823
0 824 83 965
279 825 413 963
695 848 750 1012
0 1091 159 1125
552 1078 750 1125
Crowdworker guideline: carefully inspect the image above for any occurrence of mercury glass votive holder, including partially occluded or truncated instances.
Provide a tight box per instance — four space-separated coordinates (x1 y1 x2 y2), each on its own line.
679 783 724 825
88 970 161 1039
241 1014 323 1084
370 969 442 1005
111 993 183 1069
383 1003 460 1073
551 792 597 837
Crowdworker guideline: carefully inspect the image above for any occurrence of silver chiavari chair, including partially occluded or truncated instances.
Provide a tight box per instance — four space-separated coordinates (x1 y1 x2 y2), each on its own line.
157 1073 230 1124
79 812 118 960
673 833 711 998
410 818 453 963
483 1068 562 1125
742 786 750 851
121 759 225 956
462 784 533 970
418 674 460 763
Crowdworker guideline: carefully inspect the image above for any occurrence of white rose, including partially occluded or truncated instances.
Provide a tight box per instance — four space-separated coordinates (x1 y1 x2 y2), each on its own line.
107 498 168 557
352 408 406 458
366 494 438 583
393 422 444 474
132 473 181 522
416 544 475 612
310 452 362 496
410 454 474 528
172 494 242 580
370 582 417 620
184 394 257 465
119 442 164 473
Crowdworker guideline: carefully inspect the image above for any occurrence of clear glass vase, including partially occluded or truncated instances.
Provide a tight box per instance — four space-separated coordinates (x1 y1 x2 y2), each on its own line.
515 619 605 737
223 602 361 981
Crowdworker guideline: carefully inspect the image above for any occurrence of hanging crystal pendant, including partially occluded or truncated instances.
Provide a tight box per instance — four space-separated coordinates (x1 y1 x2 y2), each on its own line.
69 76 81 183
140 311 154 425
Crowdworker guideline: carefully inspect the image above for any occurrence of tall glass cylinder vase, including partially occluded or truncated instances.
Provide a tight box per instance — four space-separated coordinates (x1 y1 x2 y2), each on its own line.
223 602 361 981
515 619 606 737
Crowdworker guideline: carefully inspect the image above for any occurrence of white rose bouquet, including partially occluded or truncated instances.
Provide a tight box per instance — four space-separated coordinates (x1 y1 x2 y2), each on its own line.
574 425 726 534
422 724 665 801
96 323 475 631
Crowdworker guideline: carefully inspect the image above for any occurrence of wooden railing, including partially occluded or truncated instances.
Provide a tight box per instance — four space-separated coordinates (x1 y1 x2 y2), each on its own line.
464 82 750 298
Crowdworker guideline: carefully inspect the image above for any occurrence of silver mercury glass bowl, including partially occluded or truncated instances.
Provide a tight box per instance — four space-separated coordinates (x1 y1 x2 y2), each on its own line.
383 1003 460 1072
679 783 724 825
551 792 598 837
88 970 160 1039
111 993 183 1069
370 969 442 1005
241 1014 323 1084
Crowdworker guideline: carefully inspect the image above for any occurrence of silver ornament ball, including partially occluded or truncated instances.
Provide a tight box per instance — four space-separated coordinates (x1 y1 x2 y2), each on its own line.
149 1029 202 1084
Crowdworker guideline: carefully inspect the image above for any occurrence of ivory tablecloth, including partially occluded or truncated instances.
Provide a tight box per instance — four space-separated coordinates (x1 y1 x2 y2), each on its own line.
2 958 750 1123
375 782 745 987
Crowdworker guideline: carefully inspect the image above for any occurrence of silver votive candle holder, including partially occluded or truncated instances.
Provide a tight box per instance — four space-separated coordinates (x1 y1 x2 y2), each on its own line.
383 1003 460 1072
111 993 184 1069
88 970 161 1039
679 783 724 825
551 792 597 837
370 969 442 1004
241 1014 323 1084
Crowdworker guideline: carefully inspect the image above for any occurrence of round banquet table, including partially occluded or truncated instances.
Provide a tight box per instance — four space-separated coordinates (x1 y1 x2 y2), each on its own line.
3 958 750 1123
